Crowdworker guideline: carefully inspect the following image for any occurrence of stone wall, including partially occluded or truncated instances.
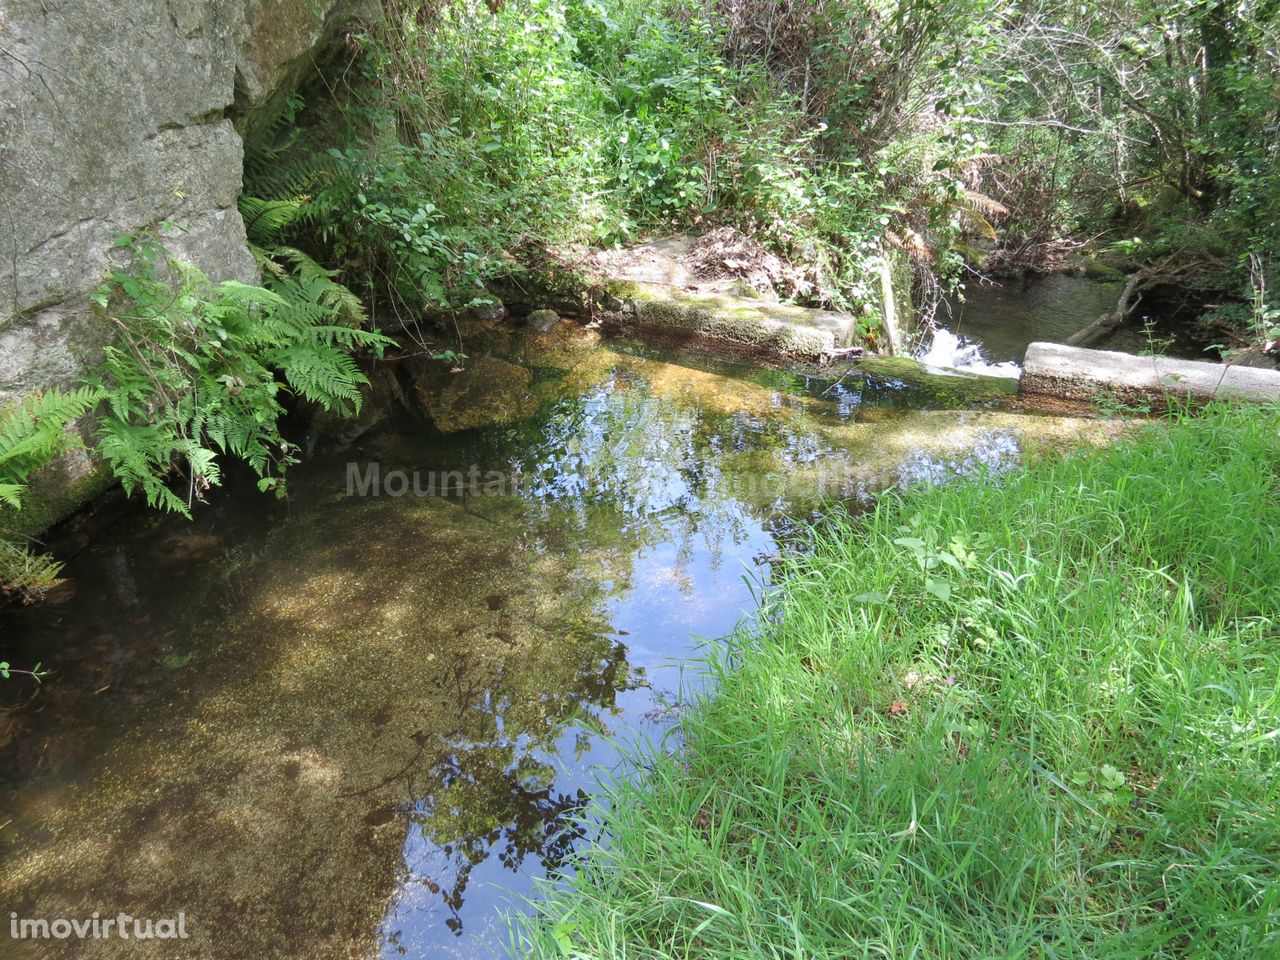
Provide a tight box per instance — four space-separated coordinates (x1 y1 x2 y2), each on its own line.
0 0 362 528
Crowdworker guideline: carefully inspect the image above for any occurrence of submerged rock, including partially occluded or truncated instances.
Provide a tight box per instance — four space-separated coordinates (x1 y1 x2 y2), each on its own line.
412 356 540 433
849 355 1019 405
1082 259 1127 282
513 320 601 371
527 309 561 332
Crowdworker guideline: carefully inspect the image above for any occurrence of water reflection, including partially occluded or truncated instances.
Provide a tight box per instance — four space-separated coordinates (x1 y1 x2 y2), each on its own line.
0 325 1121 960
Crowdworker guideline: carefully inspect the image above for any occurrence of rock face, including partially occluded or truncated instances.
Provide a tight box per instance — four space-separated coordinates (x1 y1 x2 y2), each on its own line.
0 0 362 527
0 0 360 401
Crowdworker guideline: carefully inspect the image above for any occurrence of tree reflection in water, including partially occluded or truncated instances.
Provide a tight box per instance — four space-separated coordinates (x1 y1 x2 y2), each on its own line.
384 632 633 941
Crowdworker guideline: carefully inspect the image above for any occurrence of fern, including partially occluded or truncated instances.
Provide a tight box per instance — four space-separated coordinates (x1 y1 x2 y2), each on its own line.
0 386 102 508
0 537 65 602
2 221 390 597
0 387 100 599
240 196 307 239
85 230 392 515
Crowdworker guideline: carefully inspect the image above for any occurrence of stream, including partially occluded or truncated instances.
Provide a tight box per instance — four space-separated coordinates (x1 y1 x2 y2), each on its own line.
918 272 1211 373
1 277 1123 959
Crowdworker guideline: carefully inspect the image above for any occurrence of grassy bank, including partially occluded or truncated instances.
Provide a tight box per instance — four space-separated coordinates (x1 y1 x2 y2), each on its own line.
519 404 1280 959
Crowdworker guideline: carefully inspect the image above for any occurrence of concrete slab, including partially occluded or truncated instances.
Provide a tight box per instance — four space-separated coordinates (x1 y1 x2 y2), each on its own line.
603 280 860 363
1020 342 1280 406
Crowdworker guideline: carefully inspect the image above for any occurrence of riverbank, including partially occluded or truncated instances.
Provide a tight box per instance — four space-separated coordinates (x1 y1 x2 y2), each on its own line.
518 402 1280 958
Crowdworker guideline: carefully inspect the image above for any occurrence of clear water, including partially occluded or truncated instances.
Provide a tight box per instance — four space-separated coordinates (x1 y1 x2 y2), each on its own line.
0 328 1118 959
918 273 1210 372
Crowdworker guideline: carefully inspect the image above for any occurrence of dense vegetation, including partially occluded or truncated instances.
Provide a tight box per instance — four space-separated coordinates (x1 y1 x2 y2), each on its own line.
253 0 1278 338
520 403 1280 958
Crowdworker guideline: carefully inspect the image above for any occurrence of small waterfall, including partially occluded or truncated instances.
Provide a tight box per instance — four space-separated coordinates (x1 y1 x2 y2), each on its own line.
914 327 1021 378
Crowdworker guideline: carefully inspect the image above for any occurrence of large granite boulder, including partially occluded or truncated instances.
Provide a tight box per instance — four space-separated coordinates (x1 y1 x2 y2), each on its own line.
0 0 365 528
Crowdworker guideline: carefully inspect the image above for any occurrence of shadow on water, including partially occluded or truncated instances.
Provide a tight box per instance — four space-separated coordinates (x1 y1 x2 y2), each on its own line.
0 323 1125 959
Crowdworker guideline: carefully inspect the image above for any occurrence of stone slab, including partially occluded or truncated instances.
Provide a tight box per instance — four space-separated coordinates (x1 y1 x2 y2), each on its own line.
604 280 859 363
1020 342 1280 406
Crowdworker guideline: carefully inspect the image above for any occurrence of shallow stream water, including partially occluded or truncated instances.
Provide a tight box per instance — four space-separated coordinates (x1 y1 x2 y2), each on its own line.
917 273 1211 372
1 298 1123 958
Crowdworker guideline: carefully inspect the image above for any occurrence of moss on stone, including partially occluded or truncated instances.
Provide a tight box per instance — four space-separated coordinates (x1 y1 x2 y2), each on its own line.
0 451 113 539
1082 259 1126 282
413 355 541 433
616 282 852 361
850 355 1019 405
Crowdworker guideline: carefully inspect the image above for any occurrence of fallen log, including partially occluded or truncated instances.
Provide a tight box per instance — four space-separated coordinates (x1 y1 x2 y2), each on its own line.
1064 269 1150 347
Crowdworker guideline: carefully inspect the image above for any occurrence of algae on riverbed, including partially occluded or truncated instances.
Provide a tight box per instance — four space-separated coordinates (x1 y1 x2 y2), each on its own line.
1 490 636 960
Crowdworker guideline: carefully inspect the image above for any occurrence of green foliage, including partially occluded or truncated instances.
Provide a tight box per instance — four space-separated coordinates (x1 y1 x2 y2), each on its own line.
0 226 389 602
240 0 1277 341
519 403 1280 958
0 387 101 510
960 0 1279 324
0 659 47 682
250 0 995 321
242 196 370 328
0 387 102 603
0 537 67 604
83 231 391 515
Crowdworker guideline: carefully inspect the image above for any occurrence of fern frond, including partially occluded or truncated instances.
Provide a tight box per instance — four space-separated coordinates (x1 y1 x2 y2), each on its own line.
0 536 65 599
0 386 103 507
961 188 1010 218
240 197 308 246
89 231 382 513
0 482 24 509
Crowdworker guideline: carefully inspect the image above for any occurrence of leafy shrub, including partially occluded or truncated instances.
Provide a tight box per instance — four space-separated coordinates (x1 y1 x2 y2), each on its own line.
0 229 390 603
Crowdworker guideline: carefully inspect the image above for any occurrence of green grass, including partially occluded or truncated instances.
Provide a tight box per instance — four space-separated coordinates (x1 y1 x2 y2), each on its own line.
518 404 1280 959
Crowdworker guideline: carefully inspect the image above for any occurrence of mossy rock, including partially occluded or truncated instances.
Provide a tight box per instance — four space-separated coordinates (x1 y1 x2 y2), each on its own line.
606 281 857 362
412 356 541 433
851 356 1018 405
0 448 113 539
1083 259 1126 282
511 322 601 372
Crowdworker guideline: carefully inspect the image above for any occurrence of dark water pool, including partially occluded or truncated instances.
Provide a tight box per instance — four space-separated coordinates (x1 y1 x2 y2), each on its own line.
919 273 1213 371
